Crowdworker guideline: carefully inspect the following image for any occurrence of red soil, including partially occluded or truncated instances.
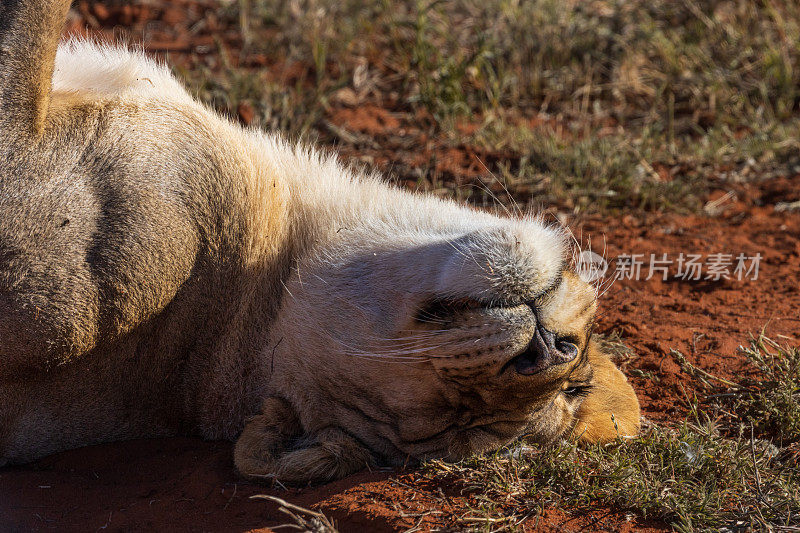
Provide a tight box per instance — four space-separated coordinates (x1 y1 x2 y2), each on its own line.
2 3 799 532
586 175 800 421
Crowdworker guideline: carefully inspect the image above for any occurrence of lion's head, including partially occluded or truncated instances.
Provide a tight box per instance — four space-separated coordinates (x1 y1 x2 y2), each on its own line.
236 208 640 484
0 0 636 485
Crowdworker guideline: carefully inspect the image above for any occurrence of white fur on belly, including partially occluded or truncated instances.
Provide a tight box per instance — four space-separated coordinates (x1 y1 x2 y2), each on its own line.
53 38 190 102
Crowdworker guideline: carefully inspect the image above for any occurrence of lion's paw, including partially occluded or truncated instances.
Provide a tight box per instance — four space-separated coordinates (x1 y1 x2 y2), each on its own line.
234 398 372 485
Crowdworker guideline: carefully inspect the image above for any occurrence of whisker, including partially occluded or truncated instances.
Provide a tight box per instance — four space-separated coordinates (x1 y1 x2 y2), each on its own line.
329 335 456 359
342 354 433 364
445 238 489 276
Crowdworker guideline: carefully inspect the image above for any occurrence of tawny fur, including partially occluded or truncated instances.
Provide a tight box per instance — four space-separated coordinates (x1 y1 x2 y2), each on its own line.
0 0 639 483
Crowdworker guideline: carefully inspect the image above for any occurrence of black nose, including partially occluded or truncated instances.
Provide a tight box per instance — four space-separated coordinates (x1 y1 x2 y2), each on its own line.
512 323 578 375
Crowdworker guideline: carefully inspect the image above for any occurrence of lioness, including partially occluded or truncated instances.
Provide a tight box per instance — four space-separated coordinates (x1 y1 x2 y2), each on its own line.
0 0 639 484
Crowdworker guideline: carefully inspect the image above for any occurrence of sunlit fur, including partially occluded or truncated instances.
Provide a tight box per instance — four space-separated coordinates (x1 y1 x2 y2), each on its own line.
0 1 639 483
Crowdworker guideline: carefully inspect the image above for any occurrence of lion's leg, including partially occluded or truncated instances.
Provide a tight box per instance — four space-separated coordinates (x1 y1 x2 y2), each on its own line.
234 397 302 478
0 0 73 136
0 1 106 376
272 427 374 485
234 397 373 485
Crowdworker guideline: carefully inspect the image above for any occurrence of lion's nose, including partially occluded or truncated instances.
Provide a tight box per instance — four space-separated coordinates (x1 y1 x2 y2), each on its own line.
511 323 578 375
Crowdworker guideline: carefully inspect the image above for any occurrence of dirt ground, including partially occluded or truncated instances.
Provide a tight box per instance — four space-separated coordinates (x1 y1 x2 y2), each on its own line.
1 2 799 532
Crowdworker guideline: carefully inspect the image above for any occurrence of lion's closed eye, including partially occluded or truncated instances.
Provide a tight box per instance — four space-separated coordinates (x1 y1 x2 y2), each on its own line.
414 297 486 324
572 340 641 443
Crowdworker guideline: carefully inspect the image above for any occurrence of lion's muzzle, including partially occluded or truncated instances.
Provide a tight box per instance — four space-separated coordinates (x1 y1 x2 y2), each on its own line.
503 319 579 376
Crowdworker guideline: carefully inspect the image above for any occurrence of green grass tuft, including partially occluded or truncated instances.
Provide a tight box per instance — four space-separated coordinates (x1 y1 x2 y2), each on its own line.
732 336 800 445
426 421 799 531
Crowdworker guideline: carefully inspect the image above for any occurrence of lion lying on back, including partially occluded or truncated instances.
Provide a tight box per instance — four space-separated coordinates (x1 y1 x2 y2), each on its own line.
0 0 639 484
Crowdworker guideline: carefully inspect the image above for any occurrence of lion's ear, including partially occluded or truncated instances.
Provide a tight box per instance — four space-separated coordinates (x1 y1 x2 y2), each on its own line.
572 340 640 443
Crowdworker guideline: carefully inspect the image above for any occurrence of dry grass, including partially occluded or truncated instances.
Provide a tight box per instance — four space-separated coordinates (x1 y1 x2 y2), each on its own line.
250 495 340 532
180 0 800 213
677 334 800 446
